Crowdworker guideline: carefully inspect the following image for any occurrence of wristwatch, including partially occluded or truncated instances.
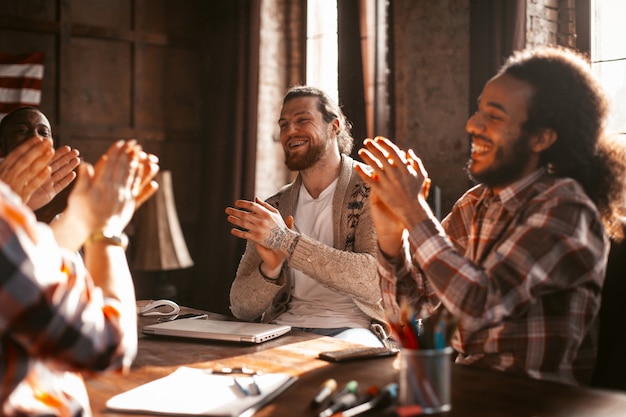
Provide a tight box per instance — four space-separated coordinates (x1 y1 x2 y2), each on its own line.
86 229 129 250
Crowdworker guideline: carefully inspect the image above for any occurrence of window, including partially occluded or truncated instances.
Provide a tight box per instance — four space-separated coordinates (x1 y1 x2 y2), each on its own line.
306 0 338 102
591 0 626 136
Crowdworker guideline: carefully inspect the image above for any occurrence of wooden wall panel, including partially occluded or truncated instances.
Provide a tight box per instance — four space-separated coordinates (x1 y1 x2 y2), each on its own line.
0 1 57 20
136 0 204 37
72 0 131 29
136 45 201 131
68 38 131 128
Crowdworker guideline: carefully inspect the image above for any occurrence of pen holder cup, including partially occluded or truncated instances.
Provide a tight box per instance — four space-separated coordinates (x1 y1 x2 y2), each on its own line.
398 347 453 414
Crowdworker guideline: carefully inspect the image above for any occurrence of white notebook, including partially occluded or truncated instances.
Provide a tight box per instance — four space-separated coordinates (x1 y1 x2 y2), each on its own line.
106 367 297 416
142 318 291 344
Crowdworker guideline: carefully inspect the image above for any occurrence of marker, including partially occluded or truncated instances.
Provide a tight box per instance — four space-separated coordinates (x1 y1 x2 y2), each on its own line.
339 382 398 417
318 381 359 417
318 391 359 417
359 385 380 403
331 380 358 403
310 378 338 408
376 404 424 416
433 319 446 349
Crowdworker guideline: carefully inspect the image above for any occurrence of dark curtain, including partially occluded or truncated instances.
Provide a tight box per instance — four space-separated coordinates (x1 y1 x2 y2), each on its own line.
469 0 526 113
338 0 368 159
192 1 260 315
337 0 392 158
592 236 626 390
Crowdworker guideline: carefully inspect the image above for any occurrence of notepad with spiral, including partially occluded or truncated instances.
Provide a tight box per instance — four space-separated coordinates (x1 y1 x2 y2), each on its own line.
105 367 297 416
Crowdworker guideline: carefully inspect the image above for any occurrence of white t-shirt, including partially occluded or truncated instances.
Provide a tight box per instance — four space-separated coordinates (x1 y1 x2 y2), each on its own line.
274 179 371 329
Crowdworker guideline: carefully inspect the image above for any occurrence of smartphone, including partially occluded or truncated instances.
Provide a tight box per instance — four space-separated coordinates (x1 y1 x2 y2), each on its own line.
318 347 399 362
158 313 208 322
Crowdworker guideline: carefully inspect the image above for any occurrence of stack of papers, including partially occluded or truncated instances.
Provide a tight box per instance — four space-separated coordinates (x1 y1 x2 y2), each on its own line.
106 367 297 416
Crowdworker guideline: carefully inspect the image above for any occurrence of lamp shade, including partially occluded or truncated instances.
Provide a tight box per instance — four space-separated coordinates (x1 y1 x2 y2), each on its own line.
131 170 194 271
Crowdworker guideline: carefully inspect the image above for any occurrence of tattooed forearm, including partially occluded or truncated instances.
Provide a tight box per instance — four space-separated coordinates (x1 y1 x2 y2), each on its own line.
265 227 300 256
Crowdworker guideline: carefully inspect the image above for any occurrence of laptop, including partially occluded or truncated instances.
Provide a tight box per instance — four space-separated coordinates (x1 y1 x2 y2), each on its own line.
142 318 291 344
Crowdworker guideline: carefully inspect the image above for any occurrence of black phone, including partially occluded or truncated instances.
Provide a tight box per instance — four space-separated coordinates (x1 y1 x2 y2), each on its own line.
318 347 399 362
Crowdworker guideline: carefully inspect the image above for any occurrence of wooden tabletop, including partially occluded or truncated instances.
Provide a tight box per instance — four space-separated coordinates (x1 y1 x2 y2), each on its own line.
85 303 626 416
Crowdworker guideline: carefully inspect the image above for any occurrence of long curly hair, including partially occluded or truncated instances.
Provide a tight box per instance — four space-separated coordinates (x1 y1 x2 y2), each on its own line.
282 85 354 155
500 46 626 241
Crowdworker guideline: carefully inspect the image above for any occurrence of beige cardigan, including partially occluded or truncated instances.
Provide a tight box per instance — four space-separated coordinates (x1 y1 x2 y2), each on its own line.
229 154 386 326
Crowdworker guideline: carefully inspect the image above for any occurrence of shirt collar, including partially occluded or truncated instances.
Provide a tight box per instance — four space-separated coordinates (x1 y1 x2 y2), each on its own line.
498 168 546 203
477 167 547 213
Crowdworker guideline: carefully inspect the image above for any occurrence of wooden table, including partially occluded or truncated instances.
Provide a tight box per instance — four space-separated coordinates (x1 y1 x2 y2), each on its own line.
85 304 626 416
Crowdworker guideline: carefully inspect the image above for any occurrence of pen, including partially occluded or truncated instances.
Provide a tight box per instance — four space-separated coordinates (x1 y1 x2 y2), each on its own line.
233 376 261 397
399 301 416 349
233 377 251 396
250 374 261 395
310 378 338 408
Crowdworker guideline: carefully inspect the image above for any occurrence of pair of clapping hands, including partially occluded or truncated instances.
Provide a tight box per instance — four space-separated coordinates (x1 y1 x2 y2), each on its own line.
0 136 159 249
0 135 78 211
354 136 433 257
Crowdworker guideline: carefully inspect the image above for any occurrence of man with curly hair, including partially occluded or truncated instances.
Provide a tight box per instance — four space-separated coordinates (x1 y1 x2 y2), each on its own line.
357 46 626 385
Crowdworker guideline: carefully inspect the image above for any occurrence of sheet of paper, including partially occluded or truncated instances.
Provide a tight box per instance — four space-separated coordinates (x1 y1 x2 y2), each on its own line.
106 367 296 416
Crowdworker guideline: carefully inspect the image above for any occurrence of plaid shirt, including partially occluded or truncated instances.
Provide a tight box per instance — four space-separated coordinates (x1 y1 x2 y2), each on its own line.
379 169 608 386
0 183 137 416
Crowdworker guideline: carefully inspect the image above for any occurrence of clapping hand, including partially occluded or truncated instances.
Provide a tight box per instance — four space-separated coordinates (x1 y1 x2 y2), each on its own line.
54 140 159 251
0 136 54 206
226 198 296 274
27 145 81 210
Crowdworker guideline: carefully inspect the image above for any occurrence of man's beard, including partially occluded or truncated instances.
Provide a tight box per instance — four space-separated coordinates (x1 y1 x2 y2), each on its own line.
284 139 329 171
467 132 532 189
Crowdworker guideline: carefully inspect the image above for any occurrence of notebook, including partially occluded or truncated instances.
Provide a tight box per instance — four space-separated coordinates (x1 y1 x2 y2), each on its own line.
106 366 297 416
142 318 291 344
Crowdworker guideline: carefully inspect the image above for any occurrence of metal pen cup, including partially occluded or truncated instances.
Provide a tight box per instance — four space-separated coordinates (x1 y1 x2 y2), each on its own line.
398 347 453 414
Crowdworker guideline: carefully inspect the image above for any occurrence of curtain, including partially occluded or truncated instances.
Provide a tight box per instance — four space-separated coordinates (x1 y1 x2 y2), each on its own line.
338 0 392 157
469 0 526 113
191 0 261 315
338 0 368 158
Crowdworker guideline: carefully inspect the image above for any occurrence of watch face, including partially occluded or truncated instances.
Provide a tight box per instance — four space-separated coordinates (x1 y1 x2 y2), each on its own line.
87 230 129 250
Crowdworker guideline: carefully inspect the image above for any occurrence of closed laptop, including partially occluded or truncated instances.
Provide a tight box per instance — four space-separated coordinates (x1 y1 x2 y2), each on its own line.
142 318 291 344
